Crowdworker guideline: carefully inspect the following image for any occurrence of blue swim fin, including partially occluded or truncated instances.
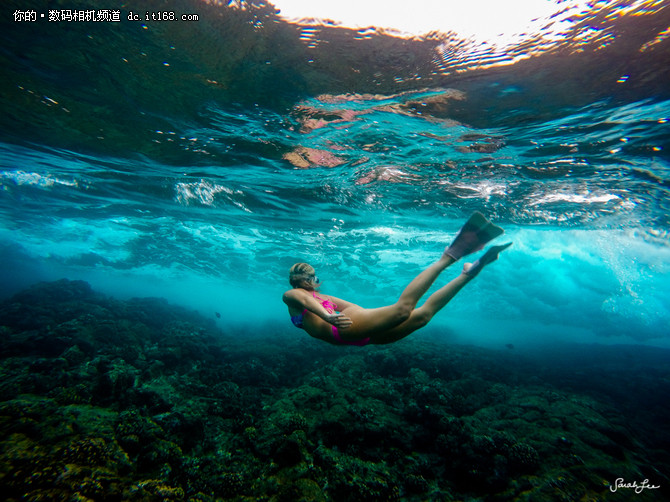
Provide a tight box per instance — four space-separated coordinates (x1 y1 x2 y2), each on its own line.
465 242 513 277
444 212 504 260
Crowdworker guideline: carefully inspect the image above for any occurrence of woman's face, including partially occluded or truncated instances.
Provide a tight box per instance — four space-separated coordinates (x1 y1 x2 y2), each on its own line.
297 273 319 290
301 274 318 289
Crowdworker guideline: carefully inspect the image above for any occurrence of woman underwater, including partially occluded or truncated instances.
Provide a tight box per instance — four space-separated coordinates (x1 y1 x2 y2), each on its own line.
283 212 512 345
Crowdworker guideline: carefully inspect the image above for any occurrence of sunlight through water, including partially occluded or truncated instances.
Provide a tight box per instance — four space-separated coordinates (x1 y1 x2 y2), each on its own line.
1 0 669 346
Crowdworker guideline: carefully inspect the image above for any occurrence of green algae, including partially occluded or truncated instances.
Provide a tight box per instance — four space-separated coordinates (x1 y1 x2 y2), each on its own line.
0 279 668 501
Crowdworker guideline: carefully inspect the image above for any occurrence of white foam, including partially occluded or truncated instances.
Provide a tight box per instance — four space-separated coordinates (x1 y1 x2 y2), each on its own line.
0 170 79 188
532 192 620 205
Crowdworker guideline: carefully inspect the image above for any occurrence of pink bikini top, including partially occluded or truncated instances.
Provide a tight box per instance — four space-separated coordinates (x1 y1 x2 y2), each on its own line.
290 292 338 328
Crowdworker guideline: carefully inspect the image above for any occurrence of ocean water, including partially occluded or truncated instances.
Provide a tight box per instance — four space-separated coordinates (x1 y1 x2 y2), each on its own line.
2 0 669 349
2 1 670 500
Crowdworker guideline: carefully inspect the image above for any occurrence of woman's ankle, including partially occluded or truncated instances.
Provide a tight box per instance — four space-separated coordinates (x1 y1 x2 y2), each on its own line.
438 255 455 268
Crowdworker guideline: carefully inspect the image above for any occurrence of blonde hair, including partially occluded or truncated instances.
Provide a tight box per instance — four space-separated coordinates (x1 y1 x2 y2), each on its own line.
289 262 318 290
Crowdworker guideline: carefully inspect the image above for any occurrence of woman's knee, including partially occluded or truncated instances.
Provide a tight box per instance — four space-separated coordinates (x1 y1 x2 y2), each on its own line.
412 308 433 329
394 302 413 323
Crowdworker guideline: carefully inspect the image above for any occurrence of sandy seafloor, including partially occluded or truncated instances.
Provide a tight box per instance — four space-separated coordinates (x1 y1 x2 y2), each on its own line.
1 279 668 501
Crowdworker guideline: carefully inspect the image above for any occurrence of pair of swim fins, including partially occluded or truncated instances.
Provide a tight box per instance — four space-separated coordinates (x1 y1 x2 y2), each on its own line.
444 211 512 277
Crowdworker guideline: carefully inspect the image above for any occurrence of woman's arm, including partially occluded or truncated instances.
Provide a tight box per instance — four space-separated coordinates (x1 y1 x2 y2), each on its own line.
322 294 359 311
282 288 334 321
283 289 352 328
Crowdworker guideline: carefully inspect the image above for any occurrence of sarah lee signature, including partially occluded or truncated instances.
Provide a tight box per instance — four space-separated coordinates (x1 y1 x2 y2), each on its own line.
610 478 660 494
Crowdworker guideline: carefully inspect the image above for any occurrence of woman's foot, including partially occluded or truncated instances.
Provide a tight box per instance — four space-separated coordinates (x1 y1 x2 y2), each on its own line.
444 212 505 260
464 242 513 277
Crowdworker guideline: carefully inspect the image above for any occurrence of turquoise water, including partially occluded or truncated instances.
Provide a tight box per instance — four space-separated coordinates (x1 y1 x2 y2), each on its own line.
1 0 669 348
2 1 670 500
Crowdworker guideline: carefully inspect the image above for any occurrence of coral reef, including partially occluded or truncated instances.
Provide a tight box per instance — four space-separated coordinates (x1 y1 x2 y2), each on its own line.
1 279 669 501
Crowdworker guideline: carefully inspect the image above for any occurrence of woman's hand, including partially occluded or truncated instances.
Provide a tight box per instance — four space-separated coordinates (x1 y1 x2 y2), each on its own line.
326 313 353 329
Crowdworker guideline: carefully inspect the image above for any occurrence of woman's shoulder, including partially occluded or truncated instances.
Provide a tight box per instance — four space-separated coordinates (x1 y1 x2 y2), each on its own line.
283 287 312 301
284 287 311 295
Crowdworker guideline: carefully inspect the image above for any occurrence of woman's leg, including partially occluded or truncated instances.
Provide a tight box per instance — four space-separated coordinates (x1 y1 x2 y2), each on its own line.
397 254 456 310
338 213 508 342
372 243 512 344
372 264 473 344
341 254 456 338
